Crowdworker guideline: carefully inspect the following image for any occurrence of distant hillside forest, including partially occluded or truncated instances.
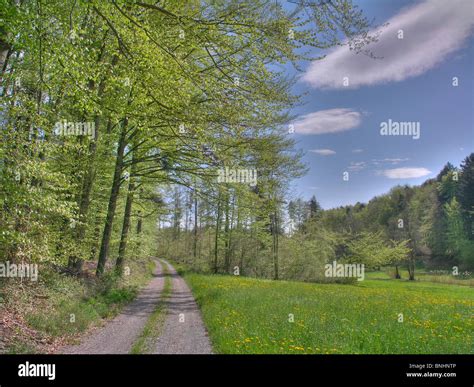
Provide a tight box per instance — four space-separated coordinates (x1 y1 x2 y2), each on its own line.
160 154 474 282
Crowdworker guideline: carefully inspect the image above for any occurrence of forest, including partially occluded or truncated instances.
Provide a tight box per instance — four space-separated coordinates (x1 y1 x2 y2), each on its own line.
0 0 374 280
159 156 474 282
0 0 472 356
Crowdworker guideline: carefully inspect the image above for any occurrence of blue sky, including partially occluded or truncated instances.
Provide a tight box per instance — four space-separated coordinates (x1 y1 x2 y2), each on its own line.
286 0 474 209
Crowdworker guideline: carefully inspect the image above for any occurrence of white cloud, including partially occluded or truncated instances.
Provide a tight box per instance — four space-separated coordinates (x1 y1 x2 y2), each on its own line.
373 158 410 165
382 158 409 163
347 157 408 172
293 108 361 135
352 149 364 153
381 167 431 179
348 161 367 172
310 149 336 156
302 0 474 89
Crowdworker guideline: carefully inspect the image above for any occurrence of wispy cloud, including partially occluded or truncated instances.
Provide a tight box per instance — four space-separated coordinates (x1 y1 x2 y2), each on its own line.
302 0 474 89
310 149 336 156
381 167 432 179
348 157 409 172
293 108 362 135
372 158 410 165
352 149 364 153
348 161 367 172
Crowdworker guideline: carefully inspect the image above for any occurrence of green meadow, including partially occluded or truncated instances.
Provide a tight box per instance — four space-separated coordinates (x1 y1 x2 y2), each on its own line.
183 272 474 354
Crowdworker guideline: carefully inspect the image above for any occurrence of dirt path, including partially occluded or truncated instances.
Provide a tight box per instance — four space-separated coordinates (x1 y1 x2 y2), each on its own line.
61 259 212 354
153 260 212 354
62 260 166 354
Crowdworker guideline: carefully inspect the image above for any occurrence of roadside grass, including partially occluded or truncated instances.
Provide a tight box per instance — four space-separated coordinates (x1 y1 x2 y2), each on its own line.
366 268 474 286
0 257 156 353
183 272 473 354
130 262 171 354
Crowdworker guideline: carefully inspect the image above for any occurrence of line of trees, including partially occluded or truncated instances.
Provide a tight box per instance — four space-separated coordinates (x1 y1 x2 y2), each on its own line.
0 0 372 280
320 157 474 276
158 156 474 282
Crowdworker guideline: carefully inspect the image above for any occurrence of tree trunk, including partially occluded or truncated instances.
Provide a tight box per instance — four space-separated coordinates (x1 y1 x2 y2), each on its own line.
67 65 108 272
115 153 136 274
136 211 142 235
0 42 11 75
223 193 230 273
407 255 415 280
214 191 222 274
90 219 101 261
272 212 279 280
68 115 102 273
395 265 401 279
193 190 198 259
96 118 128 275
172 187 181 241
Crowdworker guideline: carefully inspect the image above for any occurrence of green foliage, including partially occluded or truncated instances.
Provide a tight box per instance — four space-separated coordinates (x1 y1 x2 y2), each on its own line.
2 256 154 352
458 154 474 237
2 0 370 275
445 198 474 267
317 156 474 271
1 0 472 354
438 170 459 204
280 224 337 281
344 231 410 269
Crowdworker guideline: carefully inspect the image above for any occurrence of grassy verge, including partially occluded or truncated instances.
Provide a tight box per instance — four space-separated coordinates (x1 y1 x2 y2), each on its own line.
183 272 473 354
366 268 474 286
0 257 156 353
130 262 172 354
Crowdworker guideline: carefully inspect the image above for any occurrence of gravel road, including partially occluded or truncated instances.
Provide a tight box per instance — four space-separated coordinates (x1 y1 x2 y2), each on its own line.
62 260 165 354
61 259 212 354
152 260 212 354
